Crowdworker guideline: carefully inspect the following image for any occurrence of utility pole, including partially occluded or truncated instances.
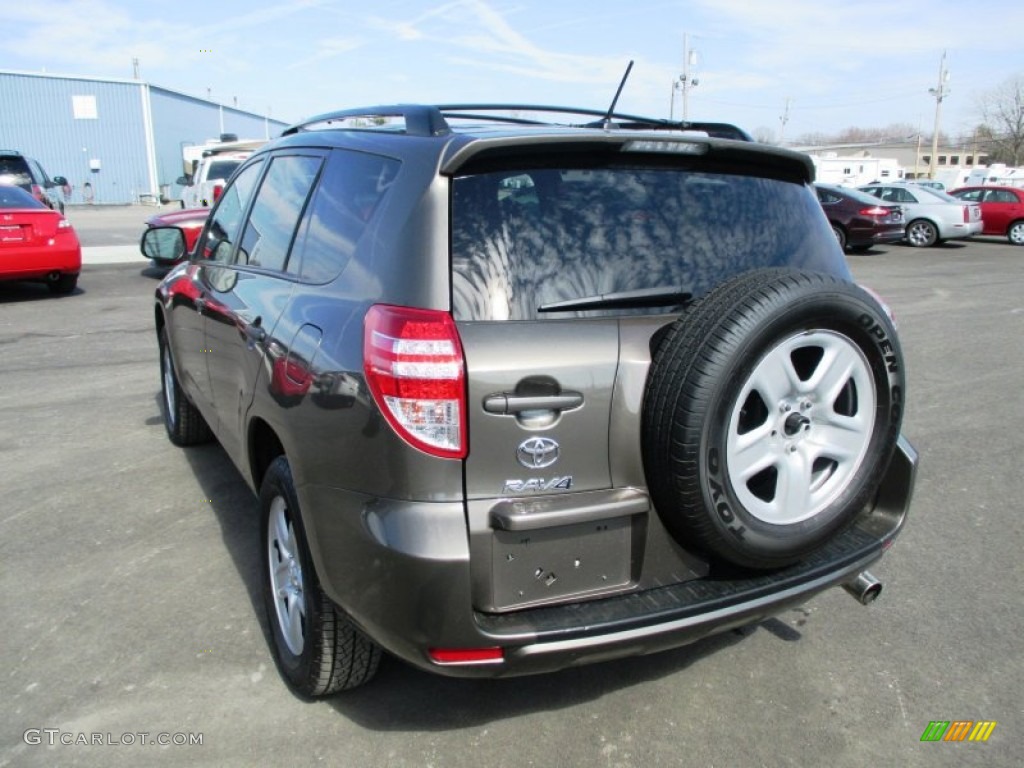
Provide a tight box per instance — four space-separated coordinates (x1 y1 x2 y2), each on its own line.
779 98 791 145
671 34 700 122
928 51 950 179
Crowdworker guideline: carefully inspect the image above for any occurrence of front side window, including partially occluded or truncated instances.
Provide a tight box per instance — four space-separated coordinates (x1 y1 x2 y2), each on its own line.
452 167 838 321
987 189 1017 204
199 159 264 263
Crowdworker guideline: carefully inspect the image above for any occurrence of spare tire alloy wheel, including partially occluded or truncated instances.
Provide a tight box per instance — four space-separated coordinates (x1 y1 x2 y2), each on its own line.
642 269 905 569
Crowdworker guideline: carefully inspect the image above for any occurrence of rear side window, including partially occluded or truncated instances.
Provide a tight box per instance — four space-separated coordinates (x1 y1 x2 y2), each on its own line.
452 167 839 321
289 149 400 283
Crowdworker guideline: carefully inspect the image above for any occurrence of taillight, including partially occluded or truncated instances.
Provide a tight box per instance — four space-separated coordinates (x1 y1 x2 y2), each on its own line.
57 218 72 230
859 206 890 217
212 183 224 203
363 304 467 459
962 205 969 223
30 183 44 202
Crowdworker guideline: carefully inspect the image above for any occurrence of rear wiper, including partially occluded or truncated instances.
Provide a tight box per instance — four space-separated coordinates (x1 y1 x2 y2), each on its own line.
538 287 692 312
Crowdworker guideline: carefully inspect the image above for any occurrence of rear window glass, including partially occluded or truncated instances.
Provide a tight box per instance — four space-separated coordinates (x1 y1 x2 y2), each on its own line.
0 157 32 187
452 167 838 321
0 185 45 209
206 159 244 181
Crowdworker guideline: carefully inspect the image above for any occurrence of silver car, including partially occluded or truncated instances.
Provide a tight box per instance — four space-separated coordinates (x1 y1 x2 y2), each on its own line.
145 104 918 695
858 182 983 247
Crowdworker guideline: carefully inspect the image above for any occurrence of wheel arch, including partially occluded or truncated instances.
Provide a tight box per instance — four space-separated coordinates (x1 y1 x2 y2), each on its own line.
249 417 286 492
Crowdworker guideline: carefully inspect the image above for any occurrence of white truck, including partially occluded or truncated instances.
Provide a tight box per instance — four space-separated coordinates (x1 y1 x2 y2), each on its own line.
177 137 264 208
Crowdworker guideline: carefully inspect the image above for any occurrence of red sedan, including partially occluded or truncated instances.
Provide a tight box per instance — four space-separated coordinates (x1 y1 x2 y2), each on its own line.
949 186 1024 245
0 184 81 294
142 206 210 266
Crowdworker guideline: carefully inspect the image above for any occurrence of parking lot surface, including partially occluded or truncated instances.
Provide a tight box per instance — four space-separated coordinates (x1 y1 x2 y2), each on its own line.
1 224 1021 767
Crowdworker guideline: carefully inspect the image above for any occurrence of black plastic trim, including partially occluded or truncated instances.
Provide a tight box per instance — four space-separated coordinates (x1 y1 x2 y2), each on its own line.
475 525 881 642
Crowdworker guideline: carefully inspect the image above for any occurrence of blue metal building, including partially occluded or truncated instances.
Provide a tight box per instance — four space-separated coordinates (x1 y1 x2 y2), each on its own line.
0 70 289 205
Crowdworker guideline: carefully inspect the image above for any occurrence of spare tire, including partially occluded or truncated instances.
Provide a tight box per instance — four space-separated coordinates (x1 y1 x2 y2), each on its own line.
642 269 905 569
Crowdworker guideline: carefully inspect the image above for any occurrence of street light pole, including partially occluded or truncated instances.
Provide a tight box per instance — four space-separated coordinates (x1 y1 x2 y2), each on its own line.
928 51 950 179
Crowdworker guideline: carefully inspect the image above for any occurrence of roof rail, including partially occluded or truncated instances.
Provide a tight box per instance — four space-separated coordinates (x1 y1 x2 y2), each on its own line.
437 105 751 140
282 104 752 142
282 105 452 137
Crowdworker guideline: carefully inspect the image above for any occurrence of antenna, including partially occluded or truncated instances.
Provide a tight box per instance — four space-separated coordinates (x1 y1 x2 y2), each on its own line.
603 60 635 128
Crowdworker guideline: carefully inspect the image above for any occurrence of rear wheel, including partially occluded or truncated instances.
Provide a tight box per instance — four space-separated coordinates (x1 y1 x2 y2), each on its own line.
905 219 938 247
1008 220 1024 245
830 225 847 251
642 269 905 569
261 457 381 696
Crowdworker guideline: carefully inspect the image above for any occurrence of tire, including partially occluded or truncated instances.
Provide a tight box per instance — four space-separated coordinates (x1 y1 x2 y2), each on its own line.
1008 220 1024 246
830 224 847 251
642 269 905 570
261 456 381 696
905 218 938 247
47 273 78 295
159 327 213 446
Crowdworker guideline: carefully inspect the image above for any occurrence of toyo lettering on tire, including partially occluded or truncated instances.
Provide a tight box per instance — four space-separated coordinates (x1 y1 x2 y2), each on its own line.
642 269 905 569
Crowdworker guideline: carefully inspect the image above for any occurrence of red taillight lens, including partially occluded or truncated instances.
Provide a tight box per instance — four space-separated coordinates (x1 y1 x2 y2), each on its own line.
363 304 467 459
212 183 224 203
428 647 504 665
30 183 44 202
859 206 890 217
962 205 969 223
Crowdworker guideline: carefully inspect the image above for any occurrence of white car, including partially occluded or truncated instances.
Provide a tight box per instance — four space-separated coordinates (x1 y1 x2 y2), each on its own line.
858 183 983 247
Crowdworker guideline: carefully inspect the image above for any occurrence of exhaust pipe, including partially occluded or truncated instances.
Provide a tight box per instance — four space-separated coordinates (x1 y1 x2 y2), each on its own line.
843 571 882 605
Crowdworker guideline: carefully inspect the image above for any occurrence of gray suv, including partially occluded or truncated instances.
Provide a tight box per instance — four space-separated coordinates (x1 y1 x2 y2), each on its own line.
144 104 917 696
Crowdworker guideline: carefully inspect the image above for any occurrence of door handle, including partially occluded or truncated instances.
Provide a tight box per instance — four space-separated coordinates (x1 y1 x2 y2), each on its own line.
245 324 266 344
483 391 583 415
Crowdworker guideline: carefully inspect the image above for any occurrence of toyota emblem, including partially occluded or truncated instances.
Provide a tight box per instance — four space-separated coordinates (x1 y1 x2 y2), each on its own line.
516 437 560 469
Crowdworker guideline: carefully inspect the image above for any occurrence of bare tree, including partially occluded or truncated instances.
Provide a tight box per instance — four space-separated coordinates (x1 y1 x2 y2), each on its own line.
977 74 1024 165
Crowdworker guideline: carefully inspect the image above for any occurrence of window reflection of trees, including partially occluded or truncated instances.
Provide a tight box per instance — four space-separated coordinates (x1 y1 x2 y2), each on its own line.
452 169 826 321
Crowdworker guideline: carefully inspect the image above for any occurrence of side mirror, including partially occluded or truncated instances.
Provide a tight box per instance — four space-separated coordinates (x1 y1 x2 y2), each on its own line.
140 227 187 262
52 176 68 187
176 175 194 187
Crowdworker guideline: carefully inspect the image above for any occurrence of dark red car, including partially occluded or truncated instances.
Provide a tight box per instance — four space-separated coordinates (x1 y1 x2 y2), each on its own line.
142 206 210 266
0 184 81 293
948 186 1024 245
814 183 905 252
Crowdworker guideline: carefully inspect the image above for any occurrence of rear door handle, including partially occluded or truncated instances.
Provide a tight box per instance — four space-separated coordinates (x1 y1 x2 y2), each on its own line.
483 392 583 415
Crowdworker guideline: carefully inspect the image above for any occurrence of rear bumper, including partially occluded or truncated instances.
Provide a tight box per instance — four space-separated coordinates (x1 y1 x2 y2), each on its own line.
302 435 917 678
0 244 81 280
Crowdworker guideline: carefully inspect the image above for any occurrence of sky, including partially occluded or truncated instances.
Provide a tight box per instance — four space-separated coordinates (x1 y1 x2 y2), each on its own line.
2 0 1022 145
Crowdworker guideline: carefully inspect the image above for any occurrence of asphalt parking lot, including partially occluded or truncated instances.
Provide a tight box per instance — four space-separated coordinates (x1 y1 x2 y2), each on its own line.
1 209 1021 767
